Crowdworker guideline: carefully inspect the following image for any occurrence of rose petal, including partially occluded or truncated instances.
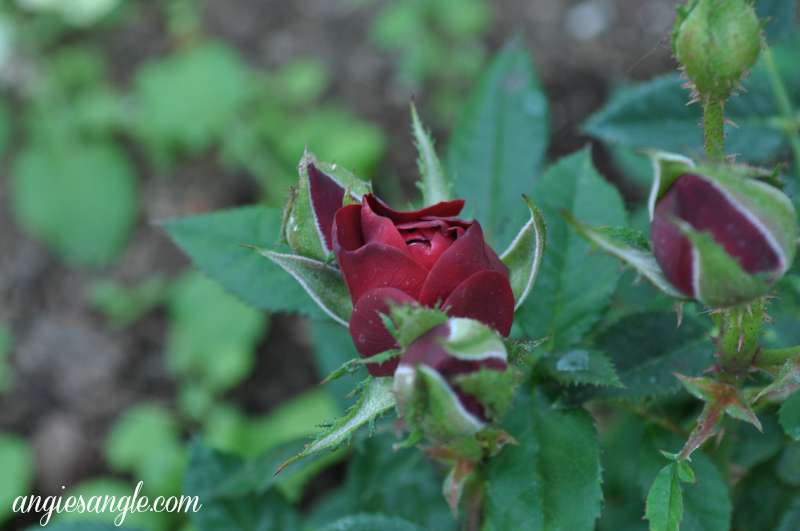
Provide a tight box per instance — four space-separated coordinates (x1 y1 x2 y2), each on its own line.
308 162 346 251
401 324 508 375
419 222 508 306
365 194 465 222
406 230 454 270
651 190 695 297
350 287 415 376
335 242 429 304
443 270 515 336
332 204 364 252
361 197 409 253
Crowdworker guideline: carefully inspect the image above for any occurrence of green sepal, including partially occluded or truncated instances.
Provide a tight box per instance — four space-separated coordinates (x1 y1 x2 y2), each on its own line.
500 195 546 310
384 304 449 349
283 150 371 260
565 213 685 299
691 163 798 271
411 102 451 205
452 368 516 422
441 318 508 362
647 150 696 220
321 349 402 384
257 248 352 326
276 377 395 474
677 222 774 307
394 365 486 444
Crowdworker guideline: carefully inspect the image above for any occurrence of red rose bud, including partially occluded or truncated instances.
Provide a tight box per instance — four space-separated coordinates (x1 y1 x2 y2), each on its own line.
283 152 371 261
393 318 513 442
333 194 515 376
673 0 761 101
651 167 797 307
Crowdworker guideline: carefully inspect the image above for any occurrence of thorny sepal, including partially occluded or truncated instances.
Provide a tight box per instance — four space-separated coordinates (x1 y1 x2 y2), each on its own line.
282 150 371 261
321 349 402 384
647 150 695 220
675 374 761 460
275 377 395 475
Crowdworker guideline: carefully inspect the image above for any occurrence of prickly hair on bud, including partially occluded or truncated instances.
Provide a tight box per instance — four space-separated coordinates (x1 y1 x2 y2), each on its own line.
673 0 762 101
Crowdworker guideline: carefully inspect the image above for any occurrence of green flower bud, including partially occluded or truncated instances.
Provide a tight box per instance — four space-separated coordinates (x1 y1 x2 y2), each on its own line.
673 0 762 101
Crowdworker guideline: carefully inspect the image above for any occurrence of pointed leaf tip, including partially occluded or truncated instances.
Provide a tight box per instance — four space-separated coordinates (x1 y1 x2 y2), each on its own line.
411 102 451 205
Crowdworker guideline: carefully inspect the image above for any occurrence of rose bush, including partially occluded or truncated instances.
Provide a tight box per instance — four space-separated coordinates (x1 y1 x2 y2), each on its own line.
333 194 514 376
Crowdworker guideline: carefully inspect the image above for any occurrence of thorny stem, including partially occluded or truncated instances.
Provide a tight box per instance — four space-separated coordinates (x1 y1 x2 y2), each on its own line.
703 98 726 161
763 45 800 183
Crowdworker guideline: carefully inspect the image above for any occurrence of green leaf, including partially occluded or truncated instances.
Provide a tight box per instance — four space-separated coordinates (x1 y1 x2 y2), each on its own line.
756 0 797 43
447 37 549 249
320 514 426 531
306 431 455 530
565 217 684 299
0 435 34 525
10 140 137 268
257 249 352 326
681 453 732 531
645 464 683 531
500 196 546 309
167 271 267 393
132 41 251 162
411 102 450 204
543 349 623 388
579 312 711 401
516 148 627 350
780 391 800 440
162 205 325 318
277 378 395 473
483 390 603 530
184 442 301 531
584 39 800 164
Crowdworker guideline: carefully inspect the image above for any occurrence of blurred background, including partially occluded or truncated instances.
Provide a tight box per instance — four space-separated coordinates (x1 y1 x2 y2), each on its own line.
0 0 685 529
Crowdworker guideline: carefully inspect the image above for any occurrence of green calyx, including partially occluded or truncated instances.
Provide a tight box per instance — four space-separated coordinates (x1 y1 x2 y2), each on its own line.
282 151 371 260
673 0 762 102
711 298 766 373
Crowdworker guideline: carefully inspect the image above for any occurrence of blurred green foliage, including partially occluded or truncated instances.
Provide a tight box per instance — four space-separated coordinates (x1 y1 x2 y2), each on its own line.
0 434 34 526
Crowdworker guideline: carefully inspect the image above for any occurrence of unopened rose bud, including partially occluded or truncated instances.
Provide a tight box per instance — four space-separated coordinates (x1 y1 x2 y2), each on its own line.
393 318 514 443
651 166 797 307
673 0 762 101
283 152 370 261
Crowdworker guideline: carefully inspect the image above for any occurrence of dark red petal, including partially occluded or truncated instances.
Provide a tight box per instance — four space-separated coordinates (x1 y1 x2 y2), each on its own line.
406 230 453 270
651 191 695 297
360 197 409 253
419 222 508 306
349 287 415 377
308 162 346 251
651 174 782 297
442 271 515 336
332 204 364 252
335 242 429 304
364 194 465 222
